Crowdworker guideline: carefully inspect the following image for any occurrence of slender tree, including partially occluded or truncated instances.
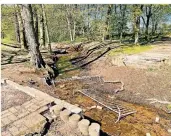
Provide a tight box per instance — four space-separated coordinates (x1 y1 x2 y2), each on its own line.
33 7 39 46
41 4 52 53
104 4 113 40
16 5 28 49
132 5 143 45
39 5 46 47
14 7 21 43
141 5 153 41
21 4 45 68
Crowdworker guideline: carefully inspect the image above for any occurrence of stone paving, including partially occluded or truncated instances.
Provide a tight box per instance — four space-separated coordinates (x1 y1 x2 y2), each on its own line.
1 79 82 136
1 79 55 136
1 85 32 111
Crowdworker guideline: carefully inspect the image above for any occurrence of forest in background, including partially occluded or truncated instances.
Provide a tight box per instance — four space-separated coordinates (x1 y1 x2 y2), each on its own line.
1 4 171 48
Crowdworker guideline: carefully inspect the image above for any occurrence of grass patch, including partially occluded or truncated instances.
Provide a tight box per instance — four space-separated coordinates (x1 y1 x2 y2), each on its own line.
108 45 153 56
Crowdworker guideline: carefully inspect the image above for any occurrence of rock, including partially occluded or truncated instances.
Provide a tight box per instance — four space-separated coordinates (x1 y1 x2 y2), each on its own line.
78 119 90 136
88 123 100 136
83 108 87 112
168 129 171 133
74 104 79 107
60 109 71 122
69 114 81 128
146 133 151 136
96 106 102 110
155 116 160 123
59 84 65 88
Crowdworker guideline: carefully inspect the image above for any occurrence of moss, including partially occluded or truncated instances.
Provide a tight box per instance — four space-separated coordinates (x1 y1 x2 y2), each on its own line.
56 54 80 79
108 45 153 56
167 104 171 110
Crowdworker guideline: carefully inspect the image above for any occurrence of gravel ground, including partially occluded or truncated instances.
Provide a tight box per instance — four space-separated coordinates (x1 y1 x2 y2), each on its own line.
1 84 32 111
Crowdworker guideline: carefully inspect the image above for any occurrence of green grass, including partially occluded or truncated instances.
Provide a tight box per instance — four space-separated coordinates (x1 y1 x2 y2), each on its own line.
108 45 153 56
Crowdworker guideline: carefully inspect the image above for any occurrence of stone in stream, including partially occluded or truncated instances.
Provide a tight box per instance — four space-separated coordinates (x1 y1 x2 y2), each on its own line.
60 109 71 122
78 119 90 136
88 123 100 136
69 114 81 128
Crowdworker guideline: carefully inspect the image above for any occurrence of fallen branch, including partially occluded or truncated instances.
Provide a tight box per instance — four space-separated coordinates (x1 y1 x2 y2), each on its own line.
147 98 171 104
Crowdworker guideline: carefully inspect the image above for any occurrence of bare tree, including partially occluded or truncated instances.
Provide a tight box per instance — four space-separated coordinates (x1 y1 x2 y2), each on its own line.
21 4 45 68
133 5 143 45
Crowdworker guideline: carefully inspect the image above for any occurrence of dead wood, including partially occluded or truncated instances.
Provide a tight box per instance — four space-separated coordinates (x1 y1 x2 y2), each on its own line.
147 98 171 104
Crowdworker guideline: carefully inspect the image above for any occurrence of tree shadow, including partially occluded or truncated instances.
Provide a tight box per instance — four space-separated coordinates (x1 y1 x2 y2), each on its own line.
1 43 21 48
84 115 110 136
70 41 117 65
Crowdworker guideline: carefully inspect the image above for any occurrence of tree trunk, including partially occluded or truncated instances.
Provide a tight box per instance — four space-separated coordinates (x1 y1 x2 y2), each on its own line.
145 5 152 41
39 8 46 47
17 5 28 49
73 20 76 41
21 4 45 68
33 7 39 46
41 4 52 53
14 9 21 43
105 4 113 40
133 5 140 45
66 14 73 42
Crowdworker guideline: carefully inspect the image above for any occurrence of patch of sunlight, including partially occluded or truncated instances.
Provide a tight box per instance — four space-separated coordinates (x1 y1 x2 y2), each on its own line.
108 45 153 56
1 38 17 44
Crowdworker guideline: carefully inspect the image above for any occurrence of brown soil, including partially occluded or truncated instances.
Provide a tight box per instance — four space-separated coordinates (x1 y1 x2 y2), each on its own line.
1 43 171 136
